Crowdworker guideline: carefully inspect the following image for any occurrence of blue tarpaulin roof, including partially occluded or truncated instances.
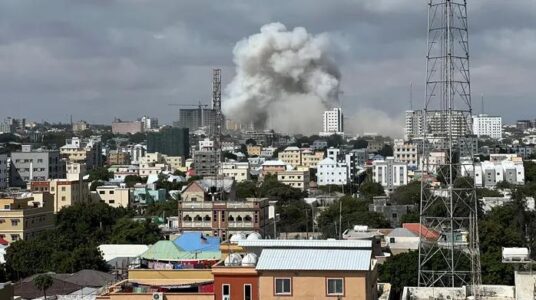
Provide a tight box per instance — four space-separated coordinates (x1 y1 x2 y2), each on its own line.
174 232 220 252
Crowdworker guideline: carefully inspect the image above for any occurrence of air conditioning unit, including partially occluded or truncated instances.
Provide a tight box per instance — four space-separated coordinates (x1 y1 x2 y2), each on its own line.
152 292 164 300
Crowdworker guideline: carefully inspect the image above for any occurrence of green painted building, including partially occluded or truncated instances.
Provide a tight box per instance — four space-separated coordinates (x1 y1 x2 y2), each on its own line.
147 127 190 158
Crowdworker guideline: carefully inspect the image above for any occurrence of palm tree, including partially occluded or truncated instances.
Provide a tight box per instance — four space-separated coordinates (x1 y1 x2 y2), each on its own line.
33 274 54 300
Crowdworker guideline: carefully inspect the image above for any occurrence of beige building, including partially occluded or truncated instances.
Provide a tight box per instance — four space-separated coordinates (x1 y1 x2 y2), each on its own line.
107 150 130 165
163 155 183 170
247 145 262 157
0 194 55 243
278 146 302 168
301 150 325 168
30 179 89 213
139 162 169 177
111 120 144 134
394 139 418 169
60 137 103 170
66 162 87 181
219 162 250 182
277 170 310 191
92 185 131 208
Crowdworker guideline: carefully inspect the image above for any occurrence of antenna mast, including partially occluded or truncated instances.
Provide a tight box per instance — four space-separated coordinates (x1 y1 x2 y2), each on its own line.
418 0 482 297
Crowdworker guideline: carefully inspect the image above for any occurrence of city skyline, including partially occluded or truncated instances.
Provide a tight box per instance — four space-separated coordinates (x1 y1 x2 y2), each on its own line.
0 0 535 135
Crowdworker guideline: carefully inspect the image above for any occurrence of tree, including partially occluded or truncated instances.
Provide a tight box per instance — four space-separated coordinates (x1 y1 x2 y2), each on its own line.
317 196 390 238
524 161 536 183
128 132 147 144
144 200 179 217
109 218 161 244
33 274 54 300
124 175 144 188
378 251 418 298
245 139 257 146
88 167 113 182
359 181 385 199
350 138 368 149
378 144 393 157
236 181 259 199
391 181 421 205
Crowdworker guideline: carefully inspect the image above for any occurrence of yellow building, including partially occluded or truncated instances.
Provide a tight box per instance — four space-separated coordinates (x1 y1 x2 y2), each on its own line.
247 145 262 157
107 151 130 165
0 194 55 243
31 179 89 213
277 170 310 191
92 185 131 208
163 155 183 170
302 150 325 168
278 146 302 168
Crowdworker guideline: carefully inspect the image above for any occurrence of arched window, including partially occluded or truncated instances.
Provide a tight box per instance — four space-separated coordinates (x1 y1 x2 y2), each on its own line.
194 215 202 221
236 216 243 222
228 215 235 222
204 215 211 221
244 215 252 222
183 215 192 221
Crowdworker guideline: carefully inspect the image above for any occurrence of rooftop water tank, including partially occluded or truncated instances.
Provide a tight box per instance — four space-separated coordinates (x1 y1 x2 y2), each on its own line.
229 232 246 244
224 253 243 266
246 232 262 240
241 253 258 267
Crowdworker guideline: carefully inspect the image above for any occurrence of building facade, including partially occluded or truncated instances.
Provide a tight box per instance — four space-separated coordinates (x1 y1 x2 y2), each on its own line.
277 147 301 168
0 154 8 189
107 150 130 165
10 145 66 187
91 185 131 208
393 139 418 170
193 150 220 176
277 170 310 191
0 194 55 243
219 162 250 183
60 137 103 170
147 127 190 158
30 179 89 213
472 114 502 139
372 157 408 192
111 119 144 134
317 158 348 186
320 107 344 136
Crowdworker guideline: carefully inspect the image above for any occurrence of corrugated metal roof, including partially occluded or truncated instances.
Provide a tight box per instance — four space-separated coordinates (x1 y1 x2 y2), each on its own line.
238 239 372 249
387 228 418 238
256 249 372 271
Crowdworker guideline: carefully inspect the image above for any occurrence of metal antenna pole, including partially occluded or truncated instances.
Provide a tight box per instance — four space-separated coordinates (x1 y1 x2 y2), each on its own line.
418 0 481 297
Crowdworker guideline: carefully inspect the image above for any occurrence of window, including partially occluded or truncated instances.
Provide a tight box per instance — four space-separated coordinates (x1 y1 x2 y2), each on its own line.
11 234 20 241
390 237 396 243
222 284 230 298
61 187 66 191
61 196 66 201
275 278 292 295
109 200 115 204
326 278 344 296
244 284 252 300
99 191 105 195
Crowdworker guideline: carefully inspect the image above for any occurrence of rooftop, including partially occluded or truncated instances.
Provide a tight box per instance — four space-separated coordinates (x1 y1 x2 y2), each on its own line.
238 239 372 249
256 249 372 271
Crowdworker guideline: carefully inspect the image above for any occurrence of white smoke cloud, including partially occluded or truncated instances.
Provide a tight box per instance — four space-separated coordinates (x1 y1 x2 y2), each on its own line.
223 22 340 134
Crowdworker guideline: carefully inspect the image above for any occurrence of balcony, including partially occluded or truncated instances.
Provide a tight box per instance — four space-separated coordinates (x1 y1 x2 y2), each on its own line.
181 221 211 228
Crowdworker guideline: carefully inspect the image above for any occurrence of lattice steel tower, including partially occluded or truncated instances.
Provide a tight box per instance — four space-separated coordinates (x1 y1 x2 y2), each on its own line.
418 0 481 297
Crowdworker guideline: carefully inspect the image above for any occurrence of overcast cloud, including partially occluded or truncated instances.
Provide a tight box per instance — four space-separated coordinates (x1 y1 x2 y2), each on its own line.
0 0 535 136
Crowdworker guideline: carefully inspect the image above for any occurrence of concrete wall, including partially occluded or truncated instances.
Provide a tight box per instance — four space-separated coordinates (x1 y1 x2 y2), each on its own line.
97 293 213 300
258 271 370 300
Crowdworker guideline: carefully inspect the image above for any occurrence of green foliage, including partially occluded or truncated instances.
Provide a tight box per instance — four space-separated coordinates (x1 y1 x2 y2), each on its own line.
128 132 147 144
359 181 385 200
124 175 145 188
143 200 179 218
43 132 73 149
350 138 368 149
437 165 458 185
326 134 344 148
400 211 419 223
245 139 257 146
276 199 313 234
317 196 390 238
5 202 161 280
173 170 186 177
155 174 185 193
109 218 161 244
524 161 536 183
88 167 113 182
236 181 259 199
259 174 307 201
33 274 54 299
222 151 237 161
90 181 104 191
378 251 418 297
377 144 393 157
391 181 420 205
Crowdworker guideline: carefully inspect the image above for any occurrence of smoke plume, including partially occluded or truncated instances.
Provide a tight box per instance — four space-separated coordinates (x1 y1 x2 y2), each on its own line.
223 22 340 134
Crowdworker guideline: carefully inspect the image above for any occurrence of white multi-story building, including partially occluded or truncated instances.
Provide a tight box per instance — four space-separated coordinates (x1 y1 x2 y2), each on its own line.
472 114 502 139
393 139 418 169
199 138 214 151
372 157 408 192
320 108 344 136
404 110 423 141
0 154 8 189
219 161 250 182
140 116 158 130
462 154 524 187
404 110 469 140
317 158 348 186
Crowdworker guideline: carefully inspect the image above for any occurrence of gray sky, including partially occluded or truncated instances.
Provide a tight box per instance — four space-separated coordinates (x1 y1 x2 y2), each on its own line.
1 0 535 133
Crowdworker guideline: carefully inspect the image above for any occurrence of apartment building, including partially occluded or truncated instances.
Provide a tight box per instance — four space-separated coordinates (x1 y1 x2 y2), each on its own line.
147 126 189 158
111 119 144 134
219 162 250 183
317 157 348 186
0 154 8 189
193 150 220 176
107 150 130 165
261 160 287 176
138 162 170 177
404 110 469 140
91 185 131 208
30 179 89 213
66 162 87 181
301 150 325 168
119 144 146 164
372 157 408 192
247 145 262 157
320 107 344 136
462 154 525 187
277 170 310 191
472 114 502 139
260 146 277 158
393 139 418 169
278 146 301 168
10 145 66 187
0 194 55 243
60 137 103 170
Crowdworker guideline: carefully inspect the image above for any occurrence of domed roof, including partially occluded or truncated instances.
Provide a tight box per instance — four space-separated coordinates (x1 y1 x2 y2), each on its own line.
241 253 258 267
229 232 246 243
246 232 262 240
224 253 242 266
